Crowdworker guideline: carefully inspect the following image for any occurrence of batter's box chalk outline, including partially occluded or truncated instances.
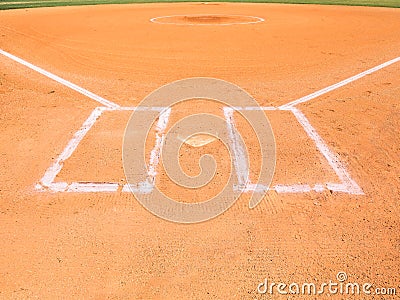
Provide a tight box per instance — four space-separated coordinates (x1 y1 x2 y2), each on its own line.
1 48 399 194
35 105 364 194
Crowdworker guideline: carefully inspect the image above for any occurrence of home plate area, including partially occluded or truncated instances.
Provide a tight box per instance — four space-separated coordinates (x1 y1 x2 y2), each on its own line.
36 99 363 196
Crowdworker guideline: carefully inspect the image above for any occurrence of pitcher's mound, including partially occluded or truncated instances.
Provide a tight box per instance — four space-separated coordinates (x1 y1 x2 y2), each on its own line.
151 14 264 25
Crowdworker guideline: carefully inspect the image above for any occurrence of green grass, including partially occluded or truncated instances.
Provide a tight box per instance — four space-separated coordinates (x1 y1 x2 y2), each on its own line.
0 0 399 10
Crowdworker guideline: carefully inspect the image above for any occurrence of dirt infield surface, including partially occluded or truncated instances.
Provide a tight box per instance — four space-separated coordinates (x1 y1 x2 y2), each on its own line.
0 2 399 298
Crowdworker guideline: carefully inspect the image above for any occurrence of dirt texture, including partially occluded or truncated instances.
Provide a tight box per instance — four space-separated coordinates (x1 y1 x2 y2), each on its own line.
0 3 399 299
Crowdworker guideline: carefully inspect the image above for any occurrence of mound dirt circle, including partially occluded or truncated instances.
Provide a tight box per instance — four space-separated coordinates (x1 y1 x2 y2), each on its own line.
150 14 264 25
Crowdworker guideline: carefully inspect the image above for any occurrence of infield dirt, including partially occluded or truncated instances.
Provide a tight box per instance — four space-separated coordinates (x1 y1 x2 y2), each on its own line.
0 3 399 298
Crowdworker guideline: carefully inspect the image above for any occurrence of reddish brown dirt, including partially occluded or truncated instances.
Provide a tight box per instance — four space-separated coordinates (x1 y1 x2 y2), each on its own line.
0 3 399 299
154 15 261 25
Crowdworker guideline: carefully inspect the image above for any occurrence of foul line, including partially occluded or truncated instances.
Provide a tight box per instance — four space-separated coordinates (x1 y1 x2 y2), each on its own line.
280 56 400 109
0 48 120 109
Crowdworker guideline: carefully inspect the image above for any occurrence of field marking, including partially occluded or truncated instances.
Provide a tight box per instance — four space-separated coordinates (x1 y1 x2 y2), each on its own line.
240 183 332 193
35 103 368 195
36 105 366 194
224 107 250 188
40 105 360 195
150 14 264 26
67 182 119 193
38 107 104 189
36 105 172 194
0 48 120 109
232 106 277 111
103 106 166 112
122 182 153 194
291 107 363 194
279 56 400 109
147 108 171 185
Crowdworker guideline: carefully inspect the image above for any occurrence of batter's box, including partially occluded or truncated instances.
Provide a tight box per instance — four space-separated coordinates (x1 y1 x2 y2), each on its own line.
36 105 363 195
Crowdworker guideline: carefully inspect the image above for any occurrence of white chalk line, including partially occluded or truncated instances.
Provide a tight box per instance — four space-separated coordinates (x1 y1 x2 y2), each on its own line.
37 182 346 194
67 182 119 193
280 56 400 109
147 108 171 185
232 106 278 111
38 182 347 194
236 183 341 193
38 105 364 194
35 104 363 195
291 107 364 195
150 14 264 26
38 107 104 191
0 48 120 109
103 106 166 112
223 107 250 188
36 106 172 193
